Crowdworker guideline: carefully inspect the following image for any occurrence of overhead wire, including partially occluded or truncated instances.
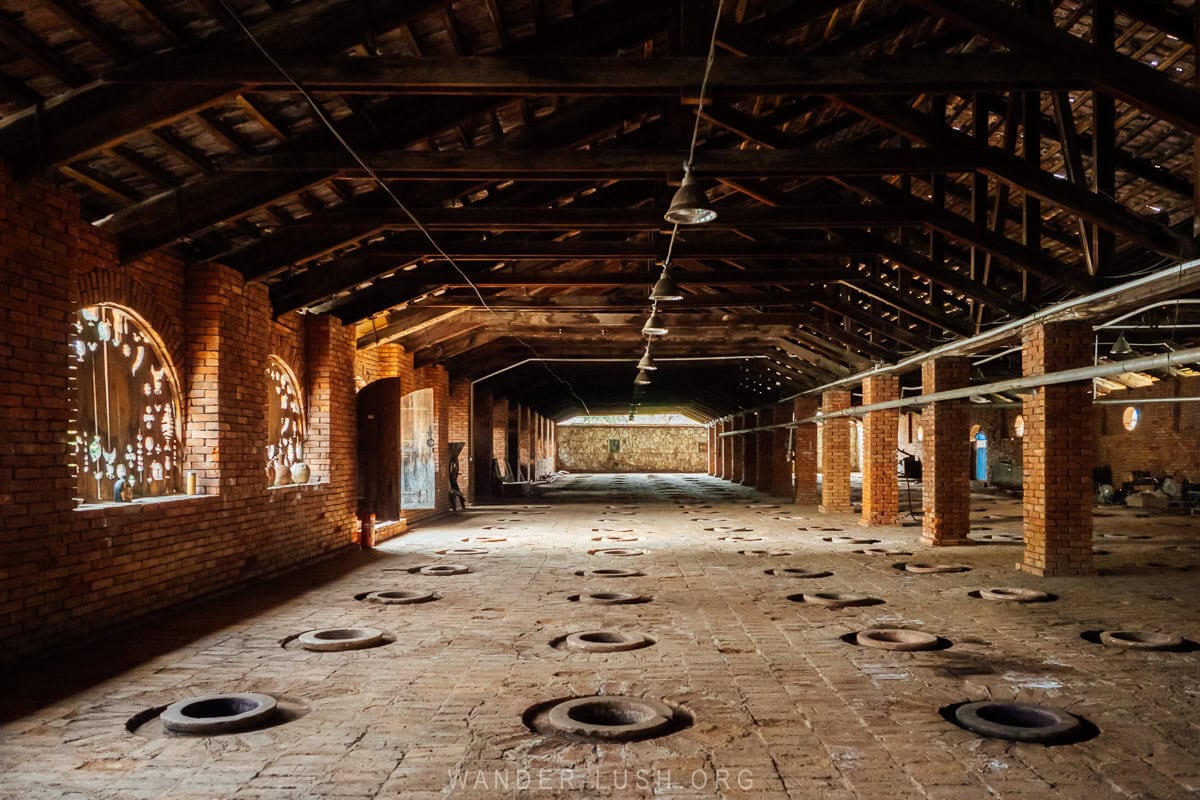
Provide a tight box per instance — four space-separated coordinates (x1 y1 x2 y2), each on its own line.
214 0 591 414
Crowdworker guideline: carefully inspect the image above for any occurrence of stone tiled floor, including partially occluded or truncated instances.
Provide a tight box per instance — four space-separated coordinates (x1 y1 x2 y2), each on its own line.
2 473 1199 799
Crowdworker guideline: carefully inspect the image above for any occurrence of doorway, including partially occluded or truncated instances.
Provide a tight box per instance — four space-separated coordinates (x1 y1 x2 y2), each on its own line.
357 378 402 521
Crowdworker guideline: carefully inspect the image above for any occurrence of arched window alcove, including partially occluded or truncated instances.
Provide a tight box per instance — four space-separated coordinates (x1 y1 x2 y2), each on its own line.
71 304 182 504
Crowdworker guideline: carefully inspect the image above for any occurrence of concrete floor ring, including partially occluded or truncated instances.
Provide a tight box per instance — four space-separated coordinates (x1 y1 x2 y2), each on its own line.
561 630 654 652
855 628 941 651
766 567 832 578
543 696 675 741
979 587 1050 603
798 592 879 608
419 564 470 576
577 591 644 605
1098 630 1183 650
297 627 386 651
160 693 278 735
578 568 643 578
364 590 438 605
953 701 1082 743
903 563 971 574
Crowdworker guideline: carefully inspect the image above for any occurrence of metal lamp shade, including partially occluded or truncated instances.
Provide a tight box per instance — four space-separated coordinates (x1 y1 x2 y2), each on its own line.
649 269 683 301
641 311 668 336
664 172 717 224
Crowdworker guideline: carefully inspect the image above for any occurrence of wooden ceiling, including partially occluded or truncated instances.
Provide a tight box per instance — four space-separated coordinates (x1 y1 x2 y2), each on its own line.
0 0 1196 419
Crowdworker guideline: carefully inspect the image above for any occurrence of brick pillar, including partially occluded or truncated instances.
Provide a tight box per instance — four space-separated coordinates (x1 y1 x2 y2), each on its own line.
819 390 853 513
921 358 971 545
731 415 745 483
305 314 355 509
1020 322 1095 576
861 376 900 526
793 397 819 504
723 418 735 479
742 415 758 486
753 413 770 489
706 425 716 475
768 405 793 496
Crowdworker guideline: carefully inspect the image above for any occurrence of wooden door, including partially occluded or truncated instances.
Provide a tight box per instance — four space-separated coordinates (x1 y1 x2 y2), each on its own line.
357 378 402 521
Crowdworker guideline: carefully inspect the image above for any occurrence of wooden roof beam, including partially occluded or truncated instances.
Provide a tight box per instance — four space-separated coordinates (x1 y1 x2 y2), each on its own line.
903 0 1200 135
219 145 993 178
102 53 1102 94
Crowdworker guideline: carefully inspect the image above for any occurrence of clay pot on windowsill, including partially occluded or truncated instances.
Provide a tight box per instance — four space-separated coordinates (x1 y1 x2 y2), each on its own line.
273 462 293 486
290 462 311 484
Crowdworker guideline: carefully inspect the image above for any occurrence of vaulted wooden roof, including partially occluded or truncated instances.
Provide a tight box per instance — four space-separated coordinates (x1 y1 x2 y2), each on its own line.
1 0 1196 419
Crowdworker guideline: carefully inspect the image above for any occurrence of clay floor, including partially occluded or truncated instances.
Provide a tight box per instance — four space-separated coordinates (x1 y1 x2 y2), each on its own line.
2 473 1199 800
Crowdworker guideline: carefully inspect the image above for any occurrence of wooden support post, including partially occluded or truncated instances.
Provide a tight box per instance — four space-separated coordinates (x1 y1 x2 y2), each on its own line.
970 93 989 322
1022 90 1043 304
1092 0 1117 275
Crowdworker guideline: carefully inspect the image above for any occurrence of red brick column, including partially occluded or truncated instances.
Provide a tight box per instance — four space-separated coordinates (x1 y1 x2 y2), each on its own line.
1020 322 1095 576
742 415 758 486
793 397 819 504
861 375 900 526
707 424 717 475
753 412 769 488
819 390 853 513
731 414 746 483
721 419 733 479
768 405 793 496
921 358 971 545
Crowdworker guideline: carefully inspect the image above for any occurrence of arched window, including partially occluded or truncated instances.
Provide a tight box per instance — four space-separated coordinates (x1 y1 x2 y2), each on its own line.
267 356 306 477
1122 406 1139 431
71 304 182 503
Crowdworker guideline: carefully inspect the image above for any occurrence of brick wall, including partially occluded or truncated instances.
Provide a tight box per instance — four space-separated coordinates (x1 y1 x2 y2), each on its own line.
1095 375 1200 483
556 425 707 472
0 164 357 663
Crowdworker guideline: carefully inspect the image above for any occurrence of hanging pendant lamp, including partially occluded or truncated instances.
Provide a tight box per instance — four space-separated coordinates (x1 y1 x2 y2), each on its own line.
1110 333 1133 356
664 164 717 225
649 263 683 301
634 369 652 385
636 347 657 371
642 304 668 336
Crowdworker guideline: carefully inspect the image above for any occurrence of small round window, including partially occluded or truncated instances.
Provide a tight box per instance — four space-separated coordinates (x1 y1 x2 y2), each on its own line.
1122 406 1139 431
1013 415 1025 438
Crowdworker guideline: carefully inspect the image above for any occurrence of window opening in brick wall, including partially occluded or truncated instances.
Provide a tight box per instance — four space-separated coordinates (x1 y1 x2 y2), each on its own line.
267 356 307 481
1013 415 1026 438
1122 406 1140 431
71 304 182 504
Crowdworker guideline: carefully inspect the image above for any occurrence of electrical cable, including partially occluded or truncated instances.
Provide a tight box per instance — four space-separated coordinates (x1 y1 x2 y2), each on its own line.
214 0 591 414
